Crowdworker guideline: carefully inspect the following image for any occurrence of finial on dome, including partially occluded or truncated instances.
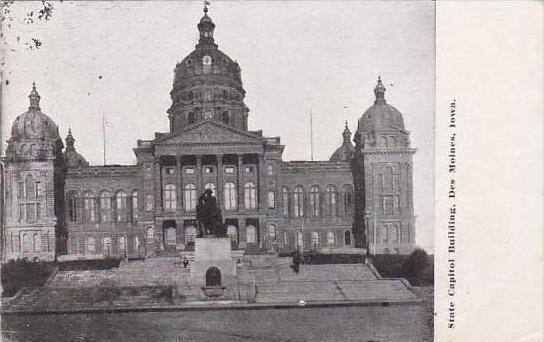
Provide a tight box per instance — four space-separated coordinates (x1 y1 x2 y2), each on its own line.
66 127 75 150
198 1 215 46
374 76 386 104
203 0 210 13
28 82 41 110
342 121 351 143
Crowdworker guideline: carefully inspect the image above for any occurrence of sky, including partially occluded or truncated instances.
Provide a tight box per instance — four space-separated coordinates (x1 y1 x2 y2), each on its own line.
1 1 435 252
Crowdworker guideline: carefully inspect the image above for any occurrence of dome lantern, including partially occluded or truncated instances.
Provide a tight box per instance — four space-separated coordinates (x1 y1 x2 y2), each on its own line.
197 4 216 46
29 82 41 110
374 76 386 104
342 121 351 143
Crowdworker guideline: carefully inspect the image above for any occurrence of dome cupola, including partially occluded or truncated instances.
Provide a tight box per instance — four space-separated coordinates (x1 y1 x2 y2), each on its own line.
167 6 249 133
330 121 355 162
64 128 89 168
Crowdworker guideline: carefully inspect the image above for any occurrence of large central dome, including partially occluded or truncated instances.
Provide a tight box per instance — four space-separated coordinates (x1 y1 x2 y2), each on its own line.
167 7 249 132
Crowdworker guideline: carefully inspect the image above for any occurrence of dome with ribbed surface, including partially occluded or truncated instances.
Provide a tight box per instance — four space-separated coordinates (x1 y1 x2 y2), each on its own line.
330 122 355 162
10 83 60 141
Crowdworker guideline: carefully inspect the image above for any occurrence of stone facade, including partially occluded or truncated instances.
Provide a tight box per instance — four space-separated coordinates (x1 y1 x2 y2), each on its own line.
1 10 417 262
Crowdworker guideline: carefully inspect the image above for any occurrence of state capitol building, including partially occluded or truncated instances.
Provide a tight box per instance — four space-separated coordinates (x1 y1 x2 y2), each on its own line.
1 8 417 262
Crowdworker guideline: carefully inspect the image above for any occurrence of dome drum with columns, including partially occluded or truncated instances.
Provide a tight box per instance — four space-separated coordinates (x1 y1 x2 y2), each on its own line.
1 8 418 263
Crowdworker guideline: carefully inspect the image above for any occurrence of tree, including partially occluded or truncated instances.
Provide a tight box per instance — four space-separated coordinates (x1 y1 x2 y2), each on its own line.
403 248 430 282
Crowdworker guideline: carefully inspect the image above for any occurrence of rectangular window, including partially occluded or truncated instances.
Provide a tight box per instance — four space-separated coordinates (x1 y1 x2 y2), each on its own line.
165 167 176 175
245 166 254 173
19 204 25 222
18 182 25 199
267 191 275 209
225 166 235 174
26 203 36 222
185 167 195 174
36 203 41 220
204 166 214 174
327 231 335 246
35 181 42 197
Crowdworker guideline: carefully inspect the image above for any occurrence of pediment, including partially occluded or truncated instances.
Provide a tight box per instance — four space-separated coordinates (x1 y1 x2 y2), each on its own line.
155 120 264 146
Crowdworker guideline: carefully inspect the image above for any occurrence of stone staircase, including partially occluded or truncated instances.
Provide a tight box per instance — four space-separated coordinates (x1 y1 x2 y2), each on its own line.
48 257 191 287
255 279 418 304
249 263 378 284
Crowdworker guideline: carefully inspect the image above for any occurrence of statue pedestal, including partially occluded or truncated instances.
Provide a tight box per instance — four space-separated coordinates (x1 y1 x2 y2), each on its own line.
191 237 237 283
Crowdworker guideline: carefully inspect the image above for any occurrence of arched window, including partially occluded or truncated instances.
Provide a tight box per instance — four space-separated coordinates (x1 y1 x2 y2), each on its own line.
163 184 177 211
309 185 320 217
145 194 153 211
25 174 35 199
66 191 80 222
342 185 353 215
99 191 112 222
327 231 335 246
268 224 277 241
202 55 212 74
281 187 289 216
188 112 196 125
146 227 154 242
103 236 112 256
227 225 237 243
222 111 230 124
118 236 126 254
33 234 41 252
311 231 320 250
115 190 128 222
204 183 216 197
297 231 303 250
83 191 96 223
267 191 275 209
184 184 197 211
131 190 138 221
224 182 237 210
22 233 31 253
86 236 95 254
246 225 257 244
244 182 257 209
344 230 352 246
293 186 304 217
325 185 337 216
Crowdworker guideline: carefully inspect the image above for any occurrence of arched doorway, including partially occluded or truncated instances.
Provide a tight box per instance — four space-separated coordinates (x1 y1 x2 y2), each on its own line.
205 267 221 287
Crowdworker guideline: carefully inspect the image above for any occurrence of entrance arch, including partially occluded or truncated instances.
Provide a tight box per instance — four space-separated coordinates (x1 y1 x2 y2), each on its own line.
205 267 221 287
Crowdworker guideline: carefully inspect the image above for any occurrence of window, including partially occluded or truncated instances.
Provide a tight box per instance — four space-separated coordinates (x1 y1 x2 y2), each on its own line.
134 236 140 252
202 55 212 73
309 186 320 217
344 230 352 245
381 166 394 192
103 236 112 256
115 190 128 222
35 181 42 197
163 184 177 211
382 195 398 215
224 182 237 210
282 231 289 247
25 175 35 199
86 236 95 254
204 90 212 101
227 225 237 243
297 231 303 250
26 203 36 222
188 112 195 124
222 111 230 124
99 191 112 222
70 236 79 254
185 167 195 174
343 185 353 215
327 231 335 246
67 191 79 222
83 192 96 223
244 182 257 209
311 232 320 250
246 225 256 244
184 184 197 211
165 167 175 175
18 181 25 199
281 187 289 216
204 183 216 196
204 110 213 120
293 186 304 217
18 204 25 222
325 185 337 216
36 203 41 220
225 166 235 174
166 227 176 245
267 191 275 209
204 166 214 174
186 226 197 243
145 194 154 211
390 225 399 243
22 233 31 253
119 236 126 253
131 190 138 220
381 225 388 243
268 224 277 241
245 166 254 173
146 227 154 242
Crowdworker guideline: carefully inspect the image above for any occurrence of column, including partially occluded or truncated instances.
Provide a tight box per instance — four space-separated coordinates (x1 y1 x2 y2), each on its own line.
154 160 162 214
196 155 203 196
237 154 244 211
175 156 182 212
257 155 266 211
216 154 223 207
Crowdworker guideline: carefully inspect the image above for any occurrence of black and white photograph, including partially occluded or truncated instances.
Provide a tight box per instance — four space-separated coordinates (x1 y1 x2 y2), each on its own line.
0 1 542 342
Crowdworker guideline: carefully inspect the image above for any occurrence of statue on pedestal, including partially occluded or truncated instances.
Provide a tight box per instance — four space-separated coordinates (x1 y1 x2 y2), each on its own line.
196 189 226 237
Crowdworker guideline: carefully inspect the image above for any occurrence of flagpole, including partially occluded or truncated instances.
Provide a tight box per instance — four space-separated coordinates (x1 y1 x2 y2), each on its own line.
102 112 106 165
310 110 314 161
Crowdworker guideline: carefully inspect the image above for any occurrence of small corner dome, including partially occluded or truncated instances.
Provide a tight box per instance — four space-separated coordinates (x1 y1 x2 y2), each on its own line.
10 84 60 141
329 143 354 162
